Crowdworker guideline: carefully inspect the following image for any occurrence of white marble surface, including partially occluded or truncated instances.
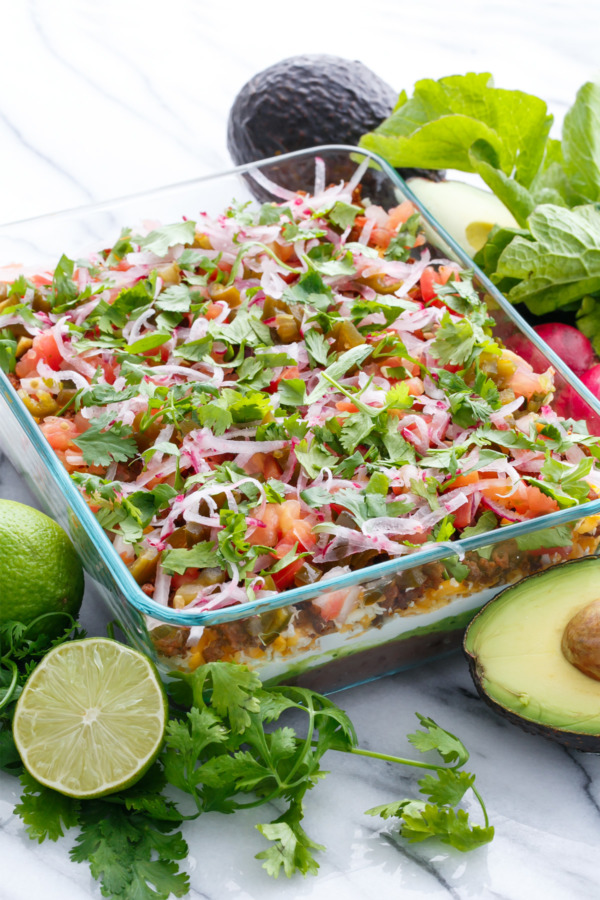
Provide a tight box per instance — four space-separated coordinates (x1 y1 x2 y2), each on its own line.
2 2 600 898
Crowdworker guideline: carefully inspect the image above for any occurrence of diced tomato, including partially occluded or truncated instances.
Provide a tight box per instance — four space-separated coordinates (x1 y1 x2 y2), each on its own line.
451 471 480 488
39 416 80 452
419 265 460 306
268 365 301 394
335 400 359 413
419 267 442 304
246 452 282 480
387 201 416 229
271 556 305 591
262 456 283 480
312 588 348 621
480 479 560 517
208 260 233 282
311 585 360 623
34 332 62 369
528 545 572 559
85 355 117 385
452 499 474 530
172 569 200 591
248 501 316 553
15 332 62 377
205 302 224 320
31 274 53 287
524 485 561 515
508 366 549 400
15 350 38 378
379 356 420 378
247 503 280 547
405 377 424 397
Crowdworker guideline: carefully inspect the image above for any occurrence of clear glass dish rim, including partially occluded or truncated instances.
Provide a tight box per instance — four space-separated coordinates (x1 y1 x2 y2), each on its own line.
2 143 600 628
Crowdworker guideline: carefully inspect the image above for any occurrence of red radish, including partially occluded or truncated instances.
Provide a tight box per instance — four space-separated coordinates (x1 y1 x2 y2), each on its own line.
581 364 600 399
535 323 595 376
509 323 595 376
554 366 600 435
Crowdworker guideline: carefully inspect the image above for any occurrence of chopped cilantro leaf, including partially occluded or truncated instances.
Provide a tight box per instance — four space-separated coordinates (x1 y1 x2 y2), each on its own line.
0 329 18 373
328 201 362 230
136 221 196 256
161 543 219 575
73 420 138 467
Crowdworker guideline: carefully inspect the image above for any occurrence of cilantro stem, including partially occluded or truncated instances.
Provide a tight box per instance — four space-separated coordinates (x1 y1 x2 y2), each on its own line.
470 784 490 829
321 372 380 417
343 746 445 771
0 659 18 711
280 698 316 788
233 790 282 810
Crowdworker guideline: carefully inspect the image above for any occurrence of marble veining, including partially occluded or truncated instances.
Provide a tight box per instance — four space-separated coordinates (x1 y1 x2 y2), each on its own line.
2 1 600 897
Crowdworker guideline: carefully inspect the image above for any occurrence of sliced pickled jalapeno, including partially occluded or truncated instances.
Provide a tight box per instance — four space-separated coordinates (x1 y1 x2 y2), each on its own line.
257 607 292 645
129 547 159 585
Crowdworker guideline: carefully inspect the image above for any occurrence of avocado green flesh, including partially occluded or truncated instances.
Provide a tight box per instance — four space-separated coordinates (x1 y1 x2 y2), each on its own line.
466 558 600 735
407 178 519 255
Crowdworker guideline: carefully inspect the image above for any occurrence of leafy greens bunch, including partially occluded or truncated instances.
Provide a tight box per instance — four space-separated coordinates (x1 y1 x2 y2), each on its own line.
2 641 493 900
360 73 600 351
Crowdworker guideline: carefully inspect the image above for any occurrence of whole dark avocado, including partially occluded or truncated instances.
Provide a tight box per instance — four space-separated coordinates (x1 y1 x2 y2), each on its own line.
463 556 600 752
227 54 442 182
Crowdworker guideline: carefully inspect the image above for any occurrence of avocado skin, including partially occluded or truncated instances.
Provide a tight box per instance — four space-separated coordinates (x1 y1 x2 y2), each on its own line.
463 558 600 753
227 55 443 183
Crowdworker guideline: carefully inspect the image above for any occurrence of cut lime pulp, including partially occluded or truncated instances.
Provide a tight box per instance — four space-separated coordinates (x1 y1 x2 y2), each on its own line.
12 638 167 798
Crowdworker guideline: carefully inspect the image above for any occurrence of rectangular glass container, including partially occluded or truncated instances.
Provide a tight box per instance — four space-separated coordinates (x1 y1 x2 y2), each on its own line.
2 145 600 693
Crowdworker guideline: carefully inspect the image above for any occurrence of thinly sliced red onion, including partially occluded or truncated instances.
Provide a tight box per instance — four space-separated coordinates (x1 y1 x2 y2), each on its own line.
313 524 412 561
185 428 287 458
347 158 369 193
443 491 470 514
480 496 528 522
149 364 217 385
124 309 155 344
423 375 446 401
153 566 172 606
358 218 375 246
37 360 90 391
401 416 430 455
248 168 298 201
490 395 525 424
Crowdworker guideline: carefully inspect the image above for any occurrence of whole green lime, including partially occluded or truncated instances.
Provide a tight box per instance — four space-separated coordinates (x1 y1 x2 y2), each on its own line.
0 499 84 632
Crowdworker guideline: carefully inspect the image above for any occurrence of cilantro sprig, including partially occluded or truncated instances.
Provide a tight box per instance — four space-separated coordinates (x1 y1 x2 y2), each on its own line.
362 714 493 852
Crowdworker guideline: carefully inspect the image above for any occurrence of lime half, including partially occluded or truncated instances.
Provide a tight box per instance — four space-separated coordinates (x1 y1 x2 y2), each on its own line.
13 638 167 798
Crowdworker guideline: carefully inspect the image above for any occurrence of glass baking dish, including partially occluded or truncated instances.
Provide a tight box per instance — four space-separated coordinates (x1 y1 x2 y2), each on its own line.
2 144 600 693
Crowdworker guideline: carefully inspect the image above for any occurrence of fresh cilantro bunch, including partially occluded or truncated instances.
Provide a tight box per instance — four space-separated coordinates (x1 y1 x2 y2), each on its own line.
11 658 493 898
163 663 493 873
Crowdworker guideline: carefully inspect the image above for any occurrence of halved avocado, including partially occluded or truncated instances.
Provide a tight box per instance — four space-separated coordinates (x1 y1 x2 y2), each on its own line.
464 556 600 752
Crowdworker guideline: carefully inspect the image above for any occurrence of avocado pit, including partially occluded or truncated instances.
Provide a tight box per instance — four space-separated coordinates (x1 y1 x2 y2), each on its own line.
561 599 600 681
